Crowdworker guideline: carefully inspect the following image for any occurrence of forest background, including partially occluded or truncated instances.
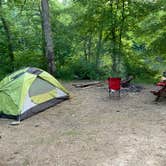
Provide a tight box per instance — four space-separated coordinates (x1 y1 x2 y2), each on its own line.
0 0 165 82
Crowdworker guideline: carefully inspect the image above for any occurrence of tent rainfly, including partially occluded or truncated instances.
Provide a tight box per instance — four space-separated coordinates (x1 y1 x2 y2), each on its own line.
0 67 69 120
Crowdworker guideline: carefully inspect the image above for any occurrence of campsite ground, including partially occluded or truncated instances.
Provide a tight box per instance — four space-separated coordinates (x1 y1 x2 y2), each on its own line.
0 81 166 166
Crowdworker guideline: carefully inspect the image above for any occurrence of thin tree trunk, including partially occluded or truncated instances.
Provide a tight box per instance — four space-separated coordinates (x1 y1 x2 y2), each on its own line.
39 6 46 59
95 22 103 68
110 0 118 74
1 17 14 71
118 0 125 68
0 0 14 71
87 33 92 63
119 0 125 47
83 38 88 62
41 0 56 74
111 27 117 74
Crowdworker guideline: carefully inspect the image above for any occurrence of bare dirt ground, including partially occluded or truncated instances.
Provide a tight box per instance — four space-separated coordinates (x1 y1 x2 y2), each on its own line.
0 81 166 166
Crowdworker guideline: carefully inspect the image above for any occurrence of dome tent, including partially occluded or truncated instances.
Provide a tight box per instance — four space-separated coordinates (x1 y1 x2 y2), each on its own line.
0 67 69 120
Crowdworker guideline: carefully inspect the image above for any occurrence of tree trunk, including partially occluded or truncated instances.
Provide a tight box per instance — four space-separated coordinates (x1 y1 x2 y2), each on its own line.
83 38 88 62
41 0 56 74
110 0 118 74
87 33 92 63
83 34 92 63
117 0 125 69
0 0 14 71
39 6 46 59
95 23 103 69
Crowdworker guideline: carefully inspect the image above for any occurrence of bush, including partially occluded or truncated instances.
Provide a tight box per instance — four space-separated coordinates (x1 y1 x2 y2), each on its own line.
56 58 111 80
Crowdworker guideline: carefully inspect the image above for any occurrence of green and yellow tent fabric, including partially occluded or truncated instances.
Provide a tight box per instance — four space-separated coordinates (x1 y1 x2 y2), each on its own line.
0 67 69 120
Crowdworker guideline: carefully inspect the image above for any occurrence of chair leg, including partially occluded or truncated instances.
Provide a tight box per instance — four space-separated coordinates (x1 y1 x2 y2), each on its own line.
118 90 120 98
109 89 121 99
155 95 160 101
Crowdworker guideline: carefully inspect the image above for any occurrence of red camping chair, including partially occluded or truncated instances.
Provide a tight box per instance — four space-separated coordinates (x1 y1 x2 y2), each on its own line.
108 77 121 98
150 81 166 101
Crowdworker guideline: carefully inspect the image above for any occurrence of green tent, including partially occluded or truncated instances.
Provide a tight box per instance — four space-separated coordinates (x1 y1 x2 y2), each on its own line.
0 67 69 120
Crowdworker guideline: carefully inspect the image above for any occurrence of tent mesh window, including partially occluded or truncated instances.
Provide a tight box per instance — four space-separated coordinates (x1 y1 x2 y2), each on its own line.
29 78 56 97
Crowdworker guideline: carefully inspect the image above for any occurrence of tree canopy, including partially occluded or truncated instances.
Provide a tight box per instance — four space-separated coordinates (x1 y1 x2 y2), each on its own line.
0 0 165 81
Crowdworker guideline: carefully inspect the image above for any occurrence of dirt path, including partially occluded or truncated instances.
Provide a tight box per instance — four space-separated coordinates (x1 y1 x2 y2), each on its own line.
0 82 166 166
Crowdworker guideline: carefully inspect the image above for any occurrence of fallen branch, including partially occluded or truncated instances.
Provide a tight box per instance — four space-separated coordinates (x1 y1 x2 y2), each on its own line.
72 81 101 88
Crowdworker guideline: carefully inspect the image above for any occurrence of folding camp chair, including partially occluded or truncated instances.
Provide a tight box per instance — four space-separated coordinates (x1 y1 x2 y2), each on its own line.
108 77 121 98
151 81 166 101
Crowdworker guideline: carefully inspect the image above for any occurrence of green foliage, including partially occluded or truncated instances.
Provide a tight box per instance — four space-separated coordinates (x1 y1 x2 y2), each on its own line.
14 50 47 69
56 57 110 80
0 0 165 82
71 59 99 80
